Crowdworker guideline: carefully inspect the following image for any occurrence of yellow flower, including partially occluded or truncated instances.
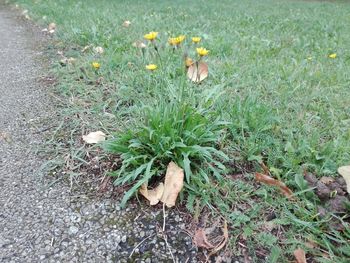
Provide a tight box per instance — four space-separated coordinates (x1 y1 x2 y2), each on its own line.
92 62 100 69
329 53 337 59
168 35 186 46
144 31 158 41
177 35 185 43
192 37 201 43
185 57 194 67
196 47 209 57
168 37 178 46
146 64 157 71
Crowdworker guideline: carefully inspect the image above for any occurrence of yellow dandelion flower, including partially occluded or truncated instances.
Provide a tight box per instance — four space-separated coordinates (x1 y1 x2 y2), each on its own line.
329 53 337 59
146 64 157 71
185 57 194 67
196 47 209 57
92 62 101 69
177 35 185 44
192 37 201 43
168 37 178 46
144 31 158 41
168 35 186 46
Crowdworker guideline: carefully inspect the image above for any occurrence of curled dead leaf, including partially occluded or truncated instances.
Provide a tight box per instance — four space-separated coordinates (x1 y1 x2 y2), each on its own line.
132 40 147 49
48 22 56 31
160 162 184 207
139 182 164 205
255 172 294 199
319 176 334 185
82 131 106 144
60 57 76 66
338 166 350 194
187 61 208 83
94 46 104 54
122 20 131 27
293 248 307 263
209 221 229 256
193 228 215 249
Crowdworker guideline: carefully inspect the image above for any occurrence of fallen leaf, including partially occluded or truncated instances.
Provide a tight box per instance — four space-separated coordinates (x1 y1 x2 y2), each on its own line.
293 248 307 263
338 166 350 194
139 182 164 205
98 177 111 193
193 228 215 249
48 22 56 31
320 176 334 185
160 162 184 207
187 61 208 83
94 46 104 54
305 240 318 249
209 221 229 256
132 40 146 49
60 57 76 66
82 131 106 144
255 172 294 199
122 20 131 27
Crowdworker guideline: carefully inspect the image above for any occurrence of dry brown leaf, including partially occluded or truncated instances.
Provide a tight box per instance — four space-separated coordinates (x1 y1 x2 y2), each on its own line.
132 40 146 49
60 57 76 66
187 61 208 83
193 228 215 249
293 248 307 263
319 176 334 185
160 162 184 207
122 20 131 27
305 240 318 249
82 131 106 144
94 46 104 54
209 221 229 256
48 22 56 31
338 166 350 193
139 182 164 205
255 172 294 199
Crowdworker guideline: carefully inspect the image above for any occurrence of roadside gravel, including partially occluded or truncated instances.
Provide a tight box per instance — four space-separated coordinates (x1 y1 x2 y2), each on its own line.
0 6 199 263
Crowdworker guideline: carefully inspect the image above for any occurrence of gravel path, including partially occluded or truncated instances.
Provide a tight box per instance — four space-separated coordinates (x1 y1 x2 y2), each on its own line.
0 7 197 263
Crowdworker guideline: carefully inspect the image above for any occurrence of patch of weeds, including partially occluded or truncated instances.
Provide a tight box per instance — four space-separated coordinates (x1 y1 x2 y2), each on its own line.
105 100 228 206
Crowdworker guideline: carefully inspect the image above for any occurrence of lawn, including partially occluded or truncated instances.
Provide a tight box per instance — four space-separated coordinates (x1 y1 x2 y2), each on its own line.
10 0 350 261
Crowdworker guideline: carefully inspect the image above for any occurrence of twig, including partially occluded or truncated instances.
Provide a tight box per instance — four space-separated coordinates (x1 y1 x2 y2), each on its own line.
33 125 56 134
162 203 166 232
162 203 176 263
129 234 155 259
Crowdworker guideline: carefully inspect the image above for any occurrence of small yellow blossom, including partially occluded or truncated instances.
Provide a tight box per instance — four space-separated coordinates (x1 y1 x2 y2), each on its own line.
329 53 337 59
168 37 178 46
185 57 194 67
307 57 312 61
144 31 158 41
168 35 186 46
196 47 209 57
146 64 157 71
177 35 185 43
192 37 201 43
92 62 101 69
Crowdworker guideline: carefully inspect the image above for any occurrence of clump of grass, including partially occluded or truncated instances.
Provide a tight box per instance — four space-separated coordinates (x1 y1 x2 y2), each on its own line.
105 100 228 206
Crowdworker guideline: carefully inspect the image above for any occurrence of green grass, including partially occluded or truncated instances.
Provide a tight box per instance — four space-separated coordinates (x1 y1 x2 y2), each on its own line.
10 0 350 261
